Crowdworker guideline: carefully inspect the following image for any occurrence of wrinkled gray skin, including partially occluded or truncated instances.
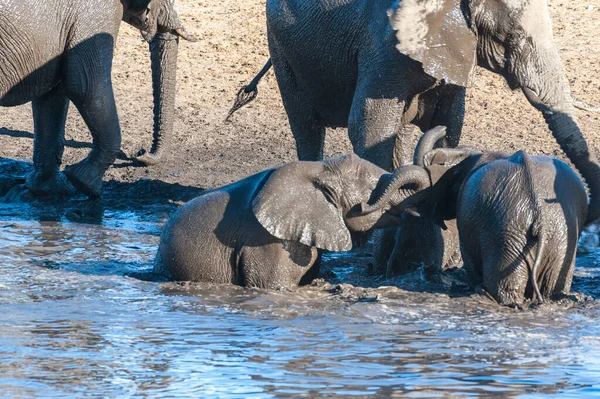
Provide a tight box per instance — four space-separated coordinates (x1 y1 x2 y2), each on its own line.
265 0 600 220
373 125 461 277
154 154 431 288
264 0 600 273
403 147 588 306
0 0 194 198
374 219 461 277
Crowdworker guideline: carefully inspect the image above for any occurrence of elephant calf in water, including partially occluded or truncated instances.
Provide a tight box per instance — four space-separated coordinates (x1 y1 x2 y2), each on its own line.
401 133 588 306
154 153 433 288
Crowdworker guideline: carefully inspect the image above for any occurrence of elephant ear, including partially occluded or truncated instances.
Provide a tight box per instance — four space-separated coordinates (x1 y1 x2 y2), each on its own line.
400 169 458 229
402 149 479 227
388 0 478 87
252 161 352 252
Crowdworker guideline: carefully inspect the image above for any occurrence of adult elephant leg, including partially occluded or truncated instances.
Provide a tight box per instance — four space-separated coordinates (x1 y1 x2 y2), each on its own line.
387 84 466 276
26 84 75 196
429 84 466 148
63 34 121 198
348 92 405 170
348 85 406 274
413 83 466 148
270 43 325 161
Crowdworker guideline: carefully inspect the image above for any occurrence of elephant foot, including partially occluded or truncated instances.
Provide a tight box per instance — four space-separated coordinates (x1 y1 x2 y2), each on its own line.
64 160 104 199
25 170 76 198
135 148 164 166
496 291 526 308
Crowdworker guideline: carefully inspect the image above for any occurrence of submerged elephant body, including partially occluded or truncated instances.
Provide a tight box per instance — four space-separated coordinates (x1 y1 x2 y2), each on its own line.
405 143 588 305
155 170 319 287
154 154 432 288
458 152 587 305
0 0 193 197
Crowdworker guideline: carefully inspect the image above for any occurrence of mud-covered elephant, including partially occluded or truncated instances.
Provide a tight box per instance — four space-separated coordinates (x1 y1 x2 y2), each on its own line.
232 0 600 225
400 144 588 306
153 153 433 288
367 126 462 277
0 0 195 198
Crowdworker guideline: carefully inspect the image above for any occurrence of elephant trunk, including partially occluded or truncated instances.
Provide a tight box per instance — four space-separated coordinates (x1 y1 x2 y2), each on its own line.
413 126 447 166
360 165 431 215
136 32 179 165
543 108 600 223
516 37 600 223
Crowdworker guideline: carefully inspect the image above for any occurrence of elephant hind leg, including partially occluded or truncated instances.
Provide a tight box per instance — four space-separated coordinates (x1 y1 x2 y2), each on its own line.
484 254 531 306
270 43 325 161
26 84 75 197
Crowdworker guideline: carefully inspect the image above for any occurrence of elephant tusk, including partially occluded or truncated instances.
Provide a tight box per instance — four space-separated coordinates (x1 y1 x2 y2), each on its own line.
174 28 198 42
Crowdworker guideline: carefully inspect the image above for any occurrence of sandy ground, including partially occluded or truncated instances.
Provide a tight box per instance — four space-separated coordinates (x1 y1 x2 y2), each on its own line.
1 0 599 195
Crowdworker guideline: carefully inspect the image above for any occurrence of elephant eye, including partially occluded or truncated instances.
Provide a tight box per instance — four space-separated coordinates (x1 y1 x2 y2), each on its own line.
316 180 339 208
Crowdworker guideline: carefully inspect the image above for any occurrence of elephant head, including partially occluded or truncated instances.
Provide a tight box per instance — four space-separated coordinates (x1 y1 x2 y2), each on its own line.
400 147 509 230
122 0 197 165
385 127 487 229
252 154 431 252
389 0 600 223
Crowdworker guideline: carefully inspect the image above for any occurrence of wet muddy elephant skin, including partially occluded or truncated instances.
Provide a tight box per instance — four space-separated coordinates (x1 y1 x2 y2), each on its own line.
264 0 600 224
154 154 431 288
404 148 588 306
371 126 462 277
0 0 194 198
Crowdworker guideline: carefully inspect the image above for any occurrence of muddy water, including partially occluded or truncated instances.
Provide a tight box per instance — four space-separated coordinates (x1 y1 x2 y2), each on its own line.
1 201 600 398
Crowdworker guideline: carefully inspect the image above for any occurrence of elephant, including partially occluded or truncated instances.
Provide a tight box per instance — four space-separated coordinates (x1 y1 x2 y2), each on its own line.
373 213 461 278
372 125 462 278
397 141 588 306
230 0 600 275
153 152 434 288
0 0 196 198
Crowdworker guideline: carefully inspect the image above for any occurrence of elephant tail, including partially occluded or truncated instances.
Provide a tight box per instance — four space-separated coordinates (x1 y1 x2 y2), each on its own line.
226 58 273 121
529 227 545 303
519 151 545 303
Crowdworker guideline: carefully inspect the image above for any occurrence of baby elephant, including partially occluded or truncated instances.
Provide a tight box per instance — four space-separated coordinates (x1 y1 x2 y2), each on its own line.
154 153 431 288
403 137 588 305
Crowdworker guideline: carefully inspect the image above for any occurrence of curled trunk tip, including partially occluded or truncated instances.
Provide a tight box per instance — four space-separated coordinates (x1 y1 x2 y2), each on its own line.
360 165 431 215
413 125 447 166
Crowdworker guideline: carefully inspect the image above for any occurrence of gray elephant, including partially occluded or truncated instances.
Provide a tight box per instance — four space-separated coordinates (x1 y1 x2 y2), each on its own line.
153 153 432 288
232 0 600 224
398 143 588 306
371 126 462 277
0 0 195 198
